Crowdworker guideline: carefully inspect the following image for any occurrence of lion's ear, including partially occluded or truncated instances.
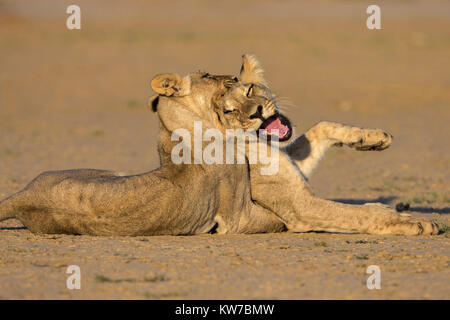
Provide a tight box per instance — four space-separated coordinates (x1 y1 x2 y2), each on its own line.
150 73 191 96
239 54 267 85
148 95 159 112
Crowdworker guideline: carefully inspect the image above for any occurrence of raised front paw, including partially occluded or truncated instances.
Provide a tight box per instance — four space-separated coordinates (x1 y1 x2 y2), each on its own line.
347 128 393 151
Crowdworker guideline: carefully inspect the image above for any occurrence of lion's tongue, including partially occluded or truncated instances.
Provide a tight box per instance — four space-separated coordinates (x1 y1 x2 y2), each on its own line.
263 117 289 138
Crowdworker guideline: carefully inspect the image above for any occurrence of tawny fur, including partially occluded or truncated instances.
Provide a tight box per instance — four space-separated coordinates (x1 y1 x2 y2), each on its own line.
216 55 438 235
0 55 438 236
0 70 284 236
285 121 393 179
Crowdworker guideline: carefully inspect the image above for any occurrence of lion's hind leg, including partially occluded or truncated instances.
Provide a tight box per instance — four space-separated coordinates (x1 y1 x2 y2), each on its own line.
250 144 438 236
237 203 286 234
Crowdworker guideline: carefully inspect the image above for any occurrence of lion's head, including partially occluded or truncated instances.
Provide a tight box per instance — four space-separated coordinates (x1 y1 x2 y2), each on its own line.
215 55 293 142
149 71 237 133
148 54 293 158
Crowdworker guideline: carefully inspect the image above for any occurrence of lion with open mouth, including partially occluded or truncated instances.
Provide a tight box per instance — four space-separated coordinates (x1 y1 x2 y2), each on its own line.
211 54 438 235
0 54 439 236
215 79 293 143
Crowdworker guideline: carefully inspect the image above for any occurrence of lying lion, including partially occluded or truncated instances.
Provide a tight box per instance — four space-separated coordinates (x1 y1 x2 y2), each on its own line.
0 55 438 236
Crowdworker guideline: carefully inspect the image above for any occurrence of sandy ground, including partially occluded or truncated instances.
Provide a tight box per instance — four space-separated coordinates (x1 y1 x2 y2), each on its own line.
0 0 449 299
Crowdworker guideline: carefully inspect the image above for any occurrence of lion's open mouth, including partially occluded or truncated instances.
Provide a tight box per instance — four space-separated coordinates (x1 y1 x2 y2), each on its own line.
259 114 292 142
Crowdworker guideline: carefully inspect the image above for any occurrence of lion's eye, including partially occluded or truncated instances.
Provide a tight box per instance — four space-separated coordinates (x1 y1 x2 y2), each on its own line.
246 84 254 97
223 109 234 114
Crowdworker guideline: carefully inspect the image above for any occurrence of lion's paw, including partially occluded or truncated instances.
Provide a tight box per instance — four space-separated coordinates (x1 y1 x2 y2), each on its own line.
390 220 439 236
347 129 393 151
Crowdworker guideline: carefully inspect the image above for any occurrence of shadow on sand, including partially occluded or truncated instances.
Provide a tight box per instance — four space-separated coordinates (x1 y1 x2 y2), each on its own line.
331 196 449 215
0 226 27 231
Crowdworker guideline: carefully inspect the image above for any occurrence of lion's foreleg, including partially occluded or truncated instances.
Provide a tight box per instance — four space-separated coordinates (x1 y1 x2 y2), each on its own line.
284 121 393 179
282 132 331 179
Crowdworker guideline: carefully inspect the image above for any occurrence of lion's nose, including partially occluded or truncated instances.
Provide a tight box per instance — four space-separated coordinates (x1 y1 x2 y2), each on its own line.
256 105 263 114
250 105 265 120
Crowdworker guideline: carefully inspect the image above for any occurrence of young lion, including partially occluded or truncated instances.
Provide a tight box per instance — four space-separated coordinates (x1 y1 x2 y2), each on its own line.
0 57 438 236
231 55 393 180
214 54 438 235
0 70 283 235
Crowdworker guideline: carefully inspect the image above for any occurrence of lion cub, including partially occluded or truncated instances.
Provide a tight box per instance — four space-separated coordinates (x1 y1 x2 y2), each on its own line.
213 54 438 235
